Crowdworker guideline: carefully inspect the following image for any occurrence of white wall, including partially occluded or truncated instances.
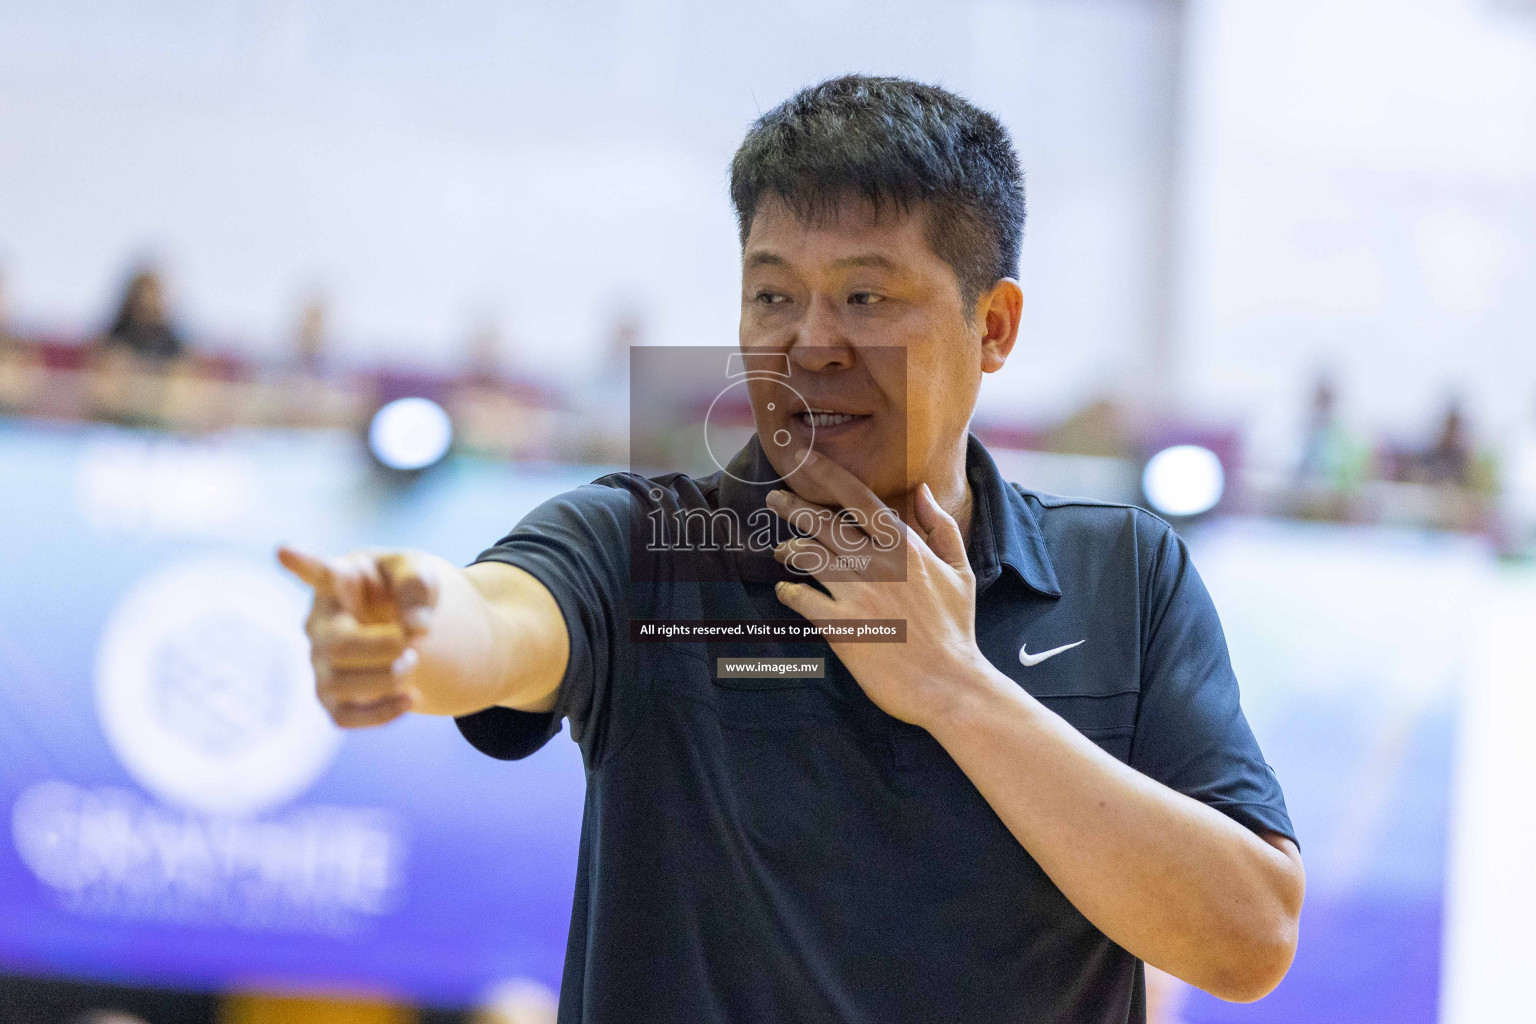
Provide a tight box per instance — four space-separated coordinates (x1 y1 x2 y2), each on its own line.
11 2 1534 449
1175 0 1536 465
0 0 1181 422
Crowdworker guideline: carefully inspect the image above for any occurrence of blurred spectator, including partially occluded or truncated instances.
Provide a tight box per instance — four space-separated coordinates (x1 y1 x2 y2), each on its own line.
1298 374 1343 484
270 292 374 429
101 264 185 362
603 309 641 367
0 266 46 413
1375 395 1498 533
465 315 509 387
1415 398 1474 488
294 293 329 377
570 307 641 463
448 317 559 461
1293 372 1370 520
84 262 190 426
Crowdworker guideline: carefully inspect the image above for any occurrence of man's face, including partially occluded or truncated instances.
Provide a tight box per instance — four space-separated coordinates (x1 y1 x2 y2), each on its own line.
739 195 1001 504
130 276 166 325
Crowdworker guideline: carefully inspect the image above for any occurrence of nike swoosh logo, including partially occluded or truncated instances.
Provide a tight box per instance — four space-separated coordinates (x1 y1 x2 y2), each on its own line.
1019 639 1085 667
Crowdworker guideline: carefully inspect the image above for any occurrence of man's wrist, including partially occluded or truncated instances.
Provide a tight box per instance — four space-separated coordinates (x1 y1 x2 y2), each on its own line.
919 652 1025 738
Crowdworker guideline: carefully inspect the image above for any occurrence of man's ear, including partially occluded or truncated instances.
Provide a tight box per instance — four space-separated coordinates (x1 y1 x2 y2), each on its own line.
978 278 1023 374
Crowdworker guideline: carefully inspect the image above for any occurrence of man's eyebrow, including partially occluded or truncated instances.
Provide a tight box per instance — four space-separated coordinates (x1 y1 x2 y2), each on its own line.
829 254 900 271
743 252 902 272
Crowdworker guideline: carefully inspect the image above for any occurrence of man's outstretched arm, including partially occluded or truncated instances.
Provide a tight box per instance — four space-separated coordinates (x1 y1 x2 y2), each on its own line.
278 547 567 727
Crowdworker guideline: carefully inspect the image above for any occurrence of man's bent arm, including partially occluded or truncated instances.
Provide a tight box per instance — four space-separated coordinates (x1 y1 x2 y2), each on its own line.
408 558 567 718
927 665 1304 1003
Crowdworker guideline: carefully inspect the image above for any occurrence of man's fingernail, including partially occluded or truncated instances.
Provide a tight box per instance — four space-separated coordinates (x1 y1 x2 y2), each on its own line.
403 608 431 632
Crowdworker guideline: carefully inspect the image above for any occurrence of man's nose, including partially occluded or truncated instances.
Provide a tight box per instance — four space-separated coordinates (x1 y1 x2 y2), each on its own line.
788 295 854 371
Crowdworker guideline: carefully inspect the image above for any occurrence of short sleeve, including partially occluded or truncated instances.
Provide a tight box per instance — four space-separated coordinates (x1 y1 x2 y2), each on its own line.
453 479 639 767
1129 520 1297 847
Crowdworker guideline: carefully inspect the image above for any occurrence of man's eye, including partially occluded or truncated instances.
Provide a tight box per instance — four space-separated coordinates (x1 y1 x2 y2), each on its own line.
849 292 884 305
756 292 788 305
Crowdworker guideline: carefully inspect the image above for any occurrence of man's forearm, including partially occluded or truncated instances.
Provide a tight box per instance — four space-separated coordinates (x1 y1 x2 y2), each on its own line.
407 557 565 717
925 661 1303 1002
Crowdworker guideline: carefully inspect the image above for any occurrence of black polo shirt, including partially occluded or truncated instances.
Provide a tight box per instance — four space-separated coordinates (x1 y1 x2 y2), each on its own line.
455 435 1295 1024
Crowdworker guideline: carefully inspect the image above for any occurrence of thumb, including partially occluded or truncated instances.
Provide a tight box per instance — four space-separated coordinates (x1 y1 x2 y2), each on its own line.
914 483 968 572
377 552 440 636
277 545 335 596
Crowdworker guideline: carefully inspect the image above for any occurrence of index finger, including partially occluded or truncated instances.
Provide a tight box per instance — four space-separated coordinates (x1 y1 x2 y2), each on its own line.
277 545 335 596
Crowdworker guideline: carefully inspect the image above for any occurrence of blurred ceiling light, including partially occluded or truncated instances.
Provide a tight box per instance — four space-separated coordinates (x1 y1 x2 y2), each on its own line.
368 397 453 471
1142 445 1225 518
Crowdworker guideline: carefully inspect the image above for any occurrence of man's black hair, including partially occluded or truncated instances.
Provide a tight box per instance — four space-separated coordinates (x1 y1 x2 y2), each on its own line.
729 74 1025 312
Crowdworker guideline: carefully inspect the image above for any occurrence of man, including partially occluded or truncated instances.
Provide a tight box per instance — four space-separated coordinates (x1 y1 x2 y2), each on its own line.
280 76 1302 1023
101 265 185 362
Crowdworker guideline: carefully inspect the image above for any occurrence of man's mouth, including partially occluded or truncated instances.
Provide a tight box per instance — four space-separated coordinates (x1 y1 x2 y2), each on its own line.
794 409 867 428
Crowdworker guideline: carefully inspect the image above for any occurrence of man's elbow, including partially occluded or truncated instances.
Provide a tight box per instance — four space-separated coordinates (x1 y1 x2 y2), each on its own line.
1206 851 1305 1002
1203 912 1300 1002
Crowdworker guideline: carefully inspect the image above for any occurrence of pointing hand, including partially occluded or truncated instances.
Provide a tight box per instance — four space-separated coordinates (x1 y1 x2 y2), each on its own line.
277 545 441 729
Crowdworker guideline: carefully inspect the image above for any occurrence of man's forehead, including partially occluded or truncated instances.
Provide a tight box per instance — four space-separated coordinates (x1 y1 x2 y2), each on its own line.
743 194 932 267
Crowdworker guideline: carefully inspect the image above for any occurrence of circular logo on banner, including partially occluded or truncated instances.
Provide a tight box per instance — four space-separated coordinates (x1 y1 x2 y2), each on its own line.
95 557 341 817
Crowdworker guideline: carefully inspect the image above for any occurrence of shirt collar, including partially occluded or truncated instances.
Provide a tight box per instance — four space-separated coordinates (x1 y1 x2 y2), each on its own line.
713 433 1062 598
964 433 1062 598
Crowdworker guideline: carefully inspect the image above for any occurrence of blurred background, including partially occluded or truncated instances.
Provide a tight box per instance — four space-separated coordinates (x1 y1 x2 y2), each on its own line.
2 0 1535 1021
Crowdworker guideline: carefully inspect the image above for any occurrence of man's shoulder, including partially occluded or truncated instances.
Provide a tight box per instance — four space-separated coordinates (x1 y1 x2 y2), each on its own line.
578 468 724 509
1006 483 1175 551
485 470 721 572
514 469 727 538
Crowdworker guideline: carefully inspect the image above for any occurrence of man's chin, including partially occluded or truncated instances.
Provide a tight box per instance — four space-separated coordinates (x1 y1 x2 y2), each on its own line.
779 449 904 507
